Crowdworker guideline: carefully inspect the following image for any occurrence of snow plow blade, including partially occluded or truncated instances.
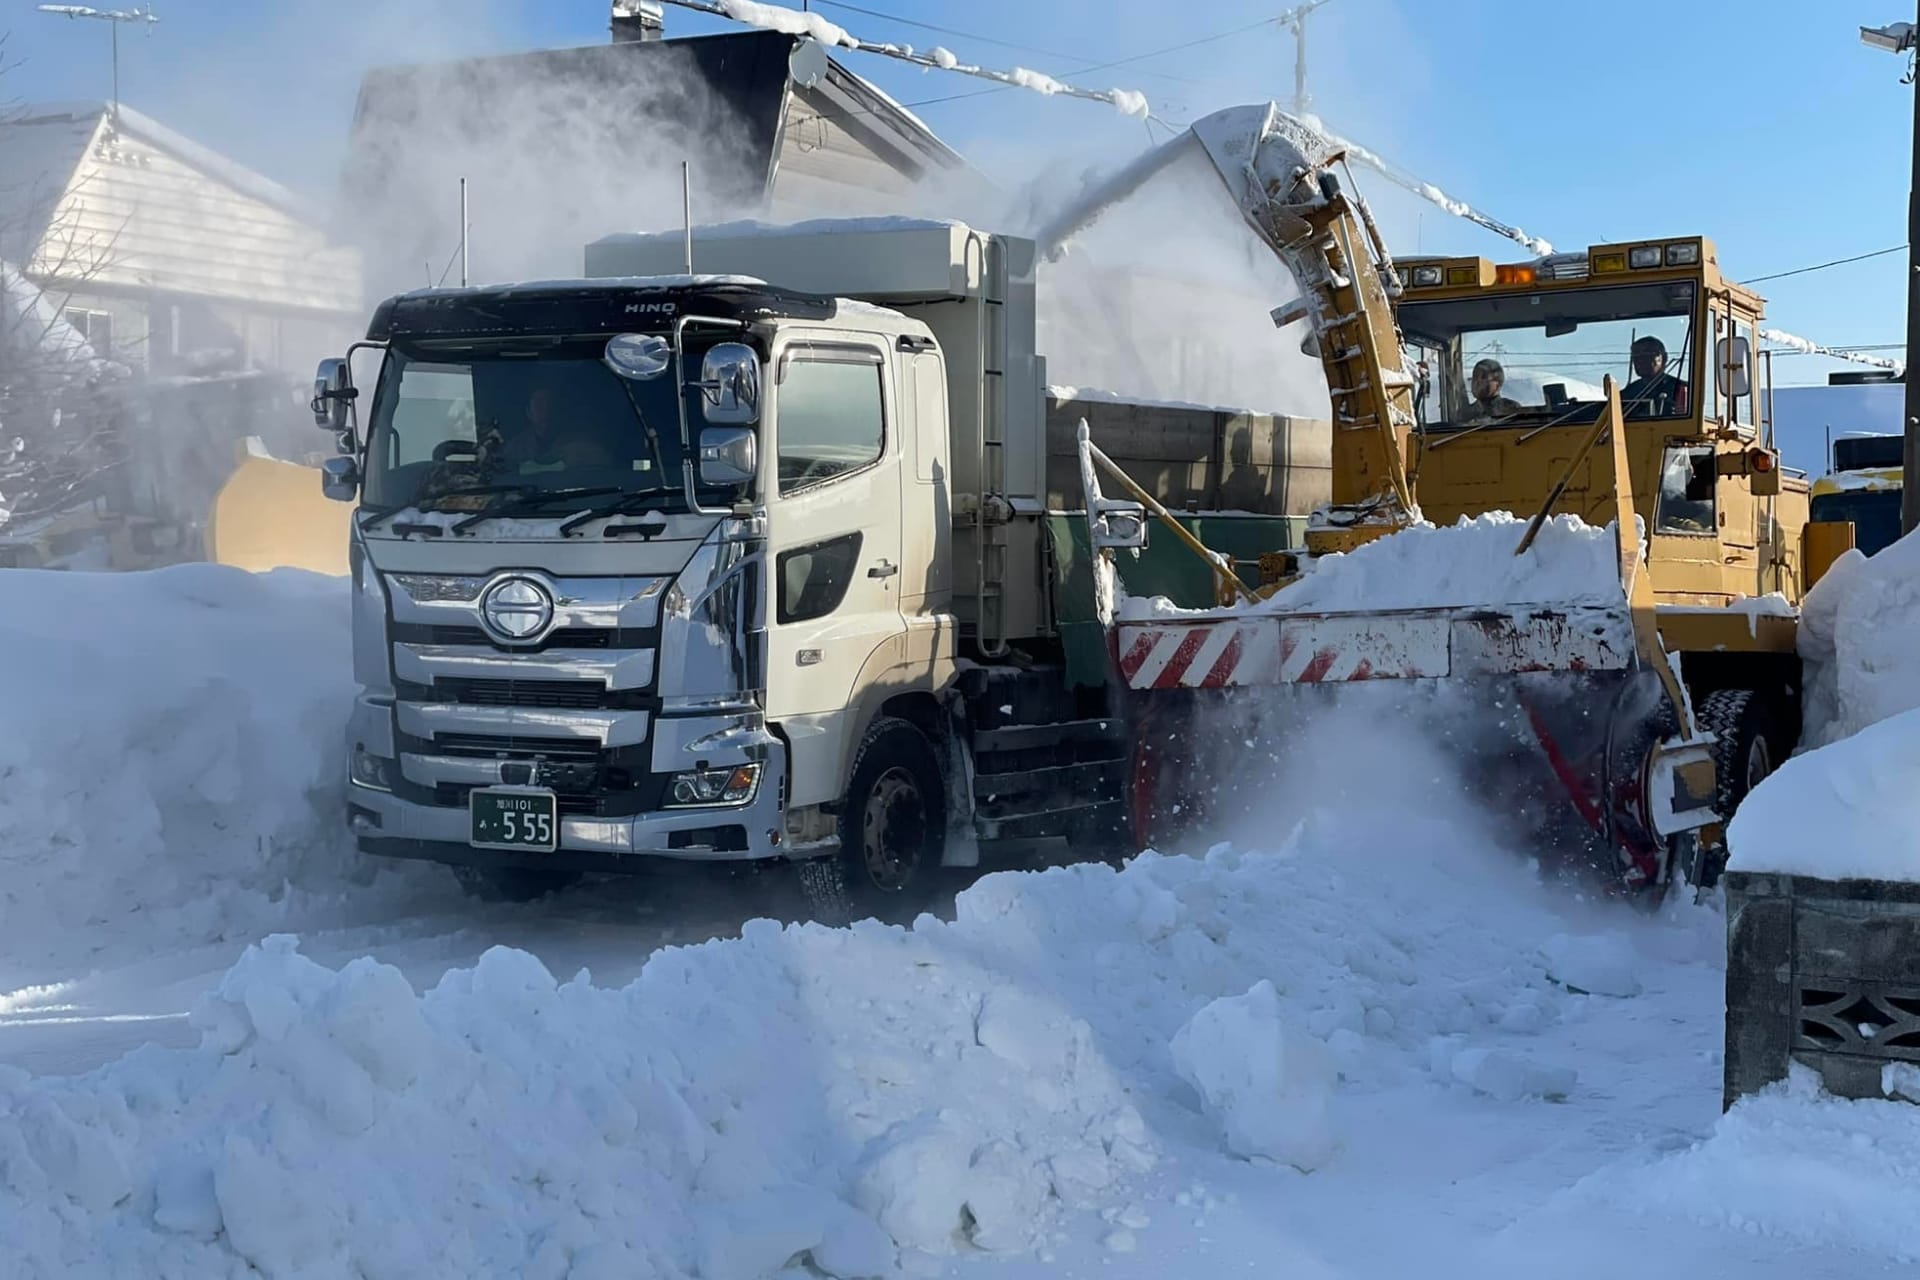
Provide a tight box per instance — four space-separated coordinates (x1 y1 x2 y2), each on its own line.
1119 610 1717 888
205 442 352 576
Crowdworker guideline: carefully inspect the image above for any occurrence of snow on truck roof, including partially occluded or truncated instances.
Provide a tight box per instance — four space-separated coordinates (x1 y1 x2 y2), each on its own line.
367 275 915 340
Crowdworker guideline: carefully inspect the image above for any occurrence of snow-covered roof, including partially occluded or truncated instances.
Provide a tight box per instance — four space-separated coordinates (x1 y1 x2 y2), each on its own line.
2 101 305 222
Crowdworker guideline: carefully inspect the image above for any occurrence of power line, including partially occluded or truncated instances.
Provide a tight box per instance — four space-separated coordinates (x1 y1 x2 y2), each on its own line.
1739 244 1906 285
811 0 1195 83
903 14 1283 112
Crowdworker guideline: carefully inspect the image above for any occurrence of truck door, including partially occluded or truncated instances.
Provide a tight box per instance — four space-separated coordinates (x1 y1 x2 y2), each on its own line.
762 337 907 804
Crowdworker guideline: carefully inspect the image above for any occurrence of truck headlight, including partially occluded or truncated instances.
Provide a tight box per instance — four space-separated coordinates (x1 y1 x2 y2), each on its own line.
350 744 395 792
667 763 761 807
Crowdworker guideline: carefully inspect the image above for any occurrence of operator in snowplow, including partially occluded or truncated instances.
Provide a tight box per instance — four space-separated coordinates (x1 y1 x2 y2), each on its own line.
1622 336 1688 419
1466 358 1523 422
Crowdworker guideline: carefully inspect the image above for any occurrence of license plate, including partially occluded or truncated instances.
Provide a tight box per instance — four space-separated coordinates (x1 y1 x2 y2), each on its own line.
469 787 558 852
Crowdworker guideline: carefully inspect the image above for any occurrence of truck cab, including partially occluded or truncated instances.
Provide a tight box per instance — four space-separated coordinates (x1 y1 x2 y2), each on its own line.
1394 237 1809 608
315 222 1133 913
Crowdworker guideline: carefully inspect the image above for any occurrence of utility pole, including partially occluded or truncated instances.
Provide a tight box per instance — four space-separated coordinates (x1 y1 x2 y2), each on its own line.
1281 0 1334 114
35 5 160 123
1863 13 1920 533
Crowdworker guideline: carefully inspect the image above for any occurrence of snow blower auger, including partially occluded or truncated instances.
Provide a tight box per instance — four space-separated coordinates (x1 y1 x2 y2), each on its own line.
1077 381 1722 894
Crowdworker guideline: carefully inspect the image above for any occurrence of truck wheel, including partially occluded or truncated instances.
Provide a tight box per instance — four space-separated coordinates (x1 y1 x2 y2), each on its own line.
450 865 580 903
1697 689 1789 823
802 718 946 925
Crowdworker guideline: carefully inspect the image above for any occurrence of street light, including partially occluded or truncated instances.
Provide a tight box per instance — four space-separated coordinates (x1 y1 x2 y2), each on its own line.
1861 21 1917 52
1864 11 1920 536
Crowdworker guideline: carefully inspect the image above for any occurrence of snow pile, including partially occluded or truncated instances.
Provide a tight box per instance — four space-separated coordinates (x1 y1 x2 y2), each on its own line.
1170 980 1336 1169
1116 511 1630 620
1727 528 1920 877
1570 1069 1920 1263
0 565 422 980
1 918 1154 1276
1727 706 1920 879
1796 528 1920 749
1 701 1668 1275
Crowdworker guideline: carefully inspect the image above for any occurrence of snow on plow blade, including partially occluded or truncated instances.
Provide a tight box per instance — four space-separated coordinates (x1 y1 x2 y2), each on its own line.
1117 604 1719 889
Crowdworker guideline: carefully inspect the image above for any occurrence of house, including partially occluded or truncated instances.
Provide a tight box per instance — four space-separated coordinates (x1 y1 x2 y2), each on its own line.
0 101 361 378
343 23 970 297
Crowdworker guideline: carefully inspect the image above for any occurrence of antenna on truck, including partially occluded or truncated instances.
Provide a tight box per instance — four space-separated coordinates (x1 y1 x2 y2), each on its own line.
682 160 694 275
460 177 469 288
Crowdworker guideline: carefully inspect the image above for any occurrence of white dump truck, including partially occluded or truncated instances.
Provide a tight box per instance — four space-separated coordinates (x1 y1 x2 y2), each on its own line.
313 218 1316 914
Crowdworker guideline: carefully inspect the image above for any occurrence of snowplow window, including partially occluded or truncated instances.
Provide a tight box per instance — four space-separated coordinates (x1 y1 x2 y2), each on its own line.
1655 445 1717 536
775 350 885 497
1401 282 1696 430
363 343 690 514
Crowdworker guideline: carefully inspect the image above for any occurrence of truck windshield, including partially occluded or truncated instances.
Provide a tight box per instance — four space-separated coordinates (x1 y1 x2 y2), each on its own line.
362 339 690 514
1402 281 1697 432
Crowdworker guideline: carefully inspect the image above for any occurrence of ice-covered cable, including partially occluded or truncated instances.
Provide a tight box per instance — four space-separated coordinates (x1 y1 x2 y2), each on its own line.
1761 328 1904 374
1295 113 1551 257
662 0 1152 118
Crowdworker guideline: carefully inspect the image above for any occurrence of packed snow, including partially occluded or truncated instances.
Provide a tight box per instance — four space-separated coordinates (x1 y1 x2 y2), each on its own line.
1727 528 1920 879
1 566 1916 1278
1116 510 1631 620
0 565 434 984
1727 705 1920 881
1796 528 1920 749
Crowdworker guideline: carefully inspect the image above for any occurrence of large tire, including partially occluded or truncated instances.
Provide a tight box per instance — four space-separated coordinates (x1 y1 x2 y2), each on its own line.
450 865 580 903
800 717 947 925
1698 689 1789 822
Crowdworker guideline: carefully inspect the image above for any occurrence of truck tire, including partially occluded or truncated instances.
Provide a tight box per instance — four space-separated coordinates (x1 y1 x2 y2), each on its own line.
1697 688 1789 824
801 717 946 925
450 865 580 903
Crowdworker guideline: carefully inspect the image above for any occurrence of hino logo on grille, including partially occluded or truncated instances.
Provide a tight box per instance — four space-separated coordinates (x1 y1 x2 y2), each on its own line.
479 575 554 643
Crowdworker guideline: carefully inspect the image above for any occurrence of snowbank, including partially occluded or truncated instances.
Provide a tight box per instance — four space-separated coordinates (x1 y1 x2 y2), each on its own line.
1729 527 1920 878
1571 1068 1920 1263
1796 528 1920 749
1726 706 1920 879
2 715 1657 1276
1116 511 1630 620
0 565 423 980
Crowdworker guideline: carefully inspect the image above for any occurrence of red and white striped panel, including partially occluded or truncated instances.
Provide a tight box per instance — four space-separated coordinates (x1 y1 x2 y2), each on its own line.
1275 614 1451 683
1116 620 1276 690
1114 606 1634 692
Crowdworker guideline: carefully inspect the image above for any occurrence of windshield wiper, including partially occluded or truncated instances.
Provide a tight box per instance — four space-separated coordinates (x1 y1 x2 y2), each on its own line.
557 490 674 538
361 482 534 531
448 486 624 536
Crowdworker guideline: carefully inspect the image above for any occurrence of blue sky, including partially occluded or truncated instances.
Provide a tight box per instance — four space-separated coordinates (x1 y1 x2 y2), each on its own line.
5 0 1911 387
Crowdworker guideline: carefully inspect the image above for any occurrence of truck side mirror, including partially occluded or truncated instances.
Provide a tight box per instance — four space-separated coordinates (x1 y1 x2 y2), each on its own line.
699 343 760 426
312 357 354 431
697 425 756 488
1091 498 1149 552
1715 335 1751 399
320 455 360 502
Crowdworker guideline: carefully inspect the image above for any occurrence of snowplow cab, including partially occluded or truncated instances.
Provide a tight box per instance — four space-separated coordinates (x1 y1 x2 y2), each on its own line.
1394 237 1809 610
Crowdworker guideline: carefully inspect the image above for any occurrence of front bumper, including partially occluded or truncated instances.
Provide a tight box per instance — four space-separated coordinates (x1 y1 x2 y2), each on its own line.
347 768 789 870
345 694 791 871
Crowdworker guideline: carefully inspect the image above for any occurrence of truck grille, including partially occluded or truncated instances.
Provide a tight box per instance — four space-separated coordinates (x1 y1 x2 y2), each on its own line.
395 624 619 650
433 732 603 764
419 678 611 710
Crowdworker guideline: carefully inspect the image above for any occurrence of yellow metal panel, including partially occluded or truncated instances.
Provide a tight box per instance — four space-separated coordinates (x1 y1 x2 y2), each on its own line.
207 454 353 576
1654 609 1798 655
1803 520 1856 591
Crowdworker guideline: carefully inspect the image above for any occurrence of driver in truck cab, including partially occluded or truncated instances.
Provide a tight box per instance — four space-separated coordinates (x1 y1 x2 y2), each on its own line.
1623 336 1688 419
1466 358 1523 422
488 385 611 474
